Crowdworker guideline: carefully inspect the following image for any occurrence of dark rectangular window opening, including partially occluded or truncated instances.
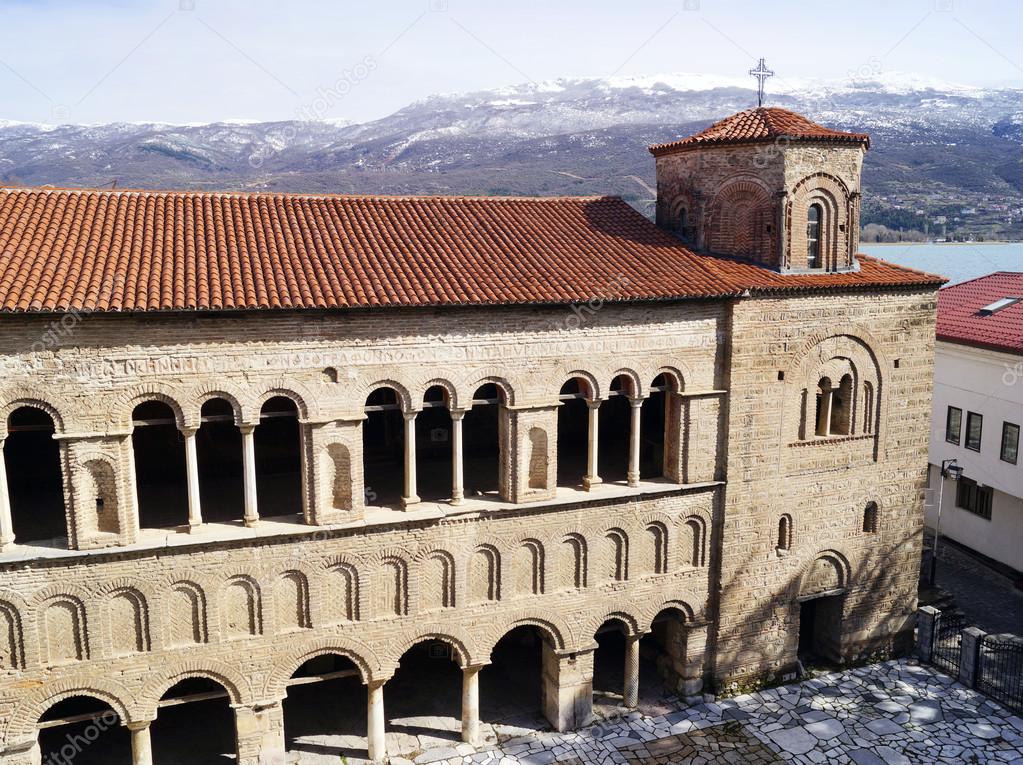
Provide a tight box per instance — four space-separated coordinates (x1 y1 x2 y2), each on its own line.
956 476 993 520
1001 422 1020 465
945 406 962 445
965 411 983 452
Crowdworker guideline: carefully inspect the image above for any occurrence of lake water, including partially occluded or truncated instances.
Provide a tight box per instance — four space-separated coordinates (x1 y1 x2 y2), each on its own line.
861 243 1023 285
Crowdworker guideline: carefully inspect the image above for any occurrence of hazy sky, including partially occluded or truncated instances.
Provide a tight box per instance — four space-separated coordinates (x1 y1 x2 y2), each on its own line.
1 0 1021 125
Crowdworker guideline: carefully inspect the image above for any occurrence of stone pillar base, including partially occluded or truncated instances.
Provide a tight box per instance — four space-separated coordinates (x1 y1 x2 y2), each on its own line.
542 642 594 732
234 700 286 765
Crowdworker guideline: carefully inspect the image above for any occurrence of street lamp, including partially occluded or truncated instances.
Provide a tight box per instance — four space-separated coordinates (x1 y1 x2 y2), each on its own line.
930 458 964 585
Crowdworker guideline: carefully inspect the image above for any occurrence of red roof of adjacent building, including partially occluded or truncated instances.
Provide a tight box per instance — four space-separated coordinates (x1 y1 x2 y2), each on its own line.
936 272 1023 355
649 107 871 156
0 186 940 314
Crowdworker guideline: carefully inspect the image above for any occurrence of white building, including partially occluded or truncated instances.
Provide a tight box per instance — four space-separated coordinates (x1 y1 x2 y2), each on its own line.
928 272 1023 572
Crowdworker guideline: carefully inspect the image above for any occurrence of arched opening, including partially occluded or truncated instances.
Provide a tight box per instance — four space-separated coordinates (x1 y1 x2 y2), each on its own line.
5 406 66 544
598 375 633 484
464 383 503 497
777 514 793 553
863 502 879 533
557 377 591 488
641 373 678 479
862 381 875 435
363 387 404 507
131 400 188 529
417 385 453 503
386 640 463 751
151 678 236 764
640 608 692 704
830 374 853 436
283 654 367 761
814 377 833 437
38 695 129 765
807 202 823 269
592 618 630 711
482 626 550 733
197 398 245 523
255 396 303 518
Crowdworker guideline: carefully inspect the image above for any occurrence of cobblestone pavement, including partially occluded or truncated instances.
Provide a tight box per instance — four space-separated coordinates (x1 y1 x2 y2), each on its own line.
353 660 1023 765
931 539 1023 636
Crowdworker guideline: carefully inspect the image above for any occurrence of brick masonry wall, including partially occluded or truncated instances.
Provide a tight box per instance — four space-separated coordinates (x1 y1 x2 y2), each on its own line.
712 287 939 688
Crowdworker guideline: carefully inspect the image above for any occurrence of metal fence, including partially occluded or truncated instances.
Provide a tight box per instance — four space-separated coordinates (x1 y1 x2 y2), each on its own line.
931 612 966 676
978 635 1023 714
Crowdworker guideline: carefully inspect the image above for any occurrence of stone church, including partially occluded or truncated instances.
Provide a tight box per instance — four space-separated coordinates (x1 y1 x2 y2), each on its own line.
0 107 941 765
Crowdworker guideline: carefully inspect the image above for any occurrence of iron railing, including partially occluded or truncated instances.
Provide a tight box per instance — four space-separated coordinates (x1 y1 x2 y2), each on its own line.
931 612 966 676
978 635 1023 713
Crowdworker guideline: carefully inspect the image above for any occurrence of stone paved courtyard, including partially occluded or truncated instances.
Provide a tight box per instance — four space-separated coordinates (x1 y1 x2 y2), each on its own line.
359 660 1023 765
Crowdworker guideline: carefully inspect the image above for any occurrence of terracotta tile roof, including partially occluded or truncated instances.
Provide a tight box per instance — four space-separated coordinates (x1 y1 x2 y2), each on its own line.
649 107 870 156
0 186 940 314
936 272 1023 355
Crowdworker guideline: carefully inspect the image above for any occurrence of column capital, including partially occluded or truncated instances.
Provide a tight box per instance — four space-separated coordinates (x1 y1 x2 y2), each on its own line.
126 719 154 732
585 399 602 410
179 425 199 437
402 410 420 421
628 395 646 407
449 408 467 420
238 422 258 435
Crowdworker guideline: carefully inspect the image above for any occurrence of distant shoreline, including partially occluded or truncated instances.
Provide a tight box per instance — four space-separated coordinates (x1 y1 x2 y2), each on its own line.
864 241 1022 247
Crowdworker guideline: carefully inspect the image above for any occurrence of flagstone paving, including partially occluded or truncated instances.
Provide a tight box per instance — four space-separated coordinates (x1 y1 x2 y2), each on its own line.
351 659 1023 765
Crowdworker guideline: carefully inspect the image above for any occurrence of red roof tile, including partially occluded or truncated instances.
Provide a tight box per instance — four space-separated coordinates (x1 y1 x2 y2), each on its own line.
0 186 940 314
649 107 870 156
937 272 1023 355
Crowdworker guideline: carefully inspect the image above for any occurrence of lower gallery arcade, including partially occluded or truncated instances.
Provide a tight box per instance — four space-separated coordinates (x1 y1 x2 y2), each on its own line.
27 611 701 765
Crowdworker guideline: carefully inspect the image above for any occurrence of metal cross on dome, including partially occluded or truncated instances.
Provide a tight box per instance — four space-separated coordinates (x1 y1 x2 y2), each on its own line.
749 58 774 107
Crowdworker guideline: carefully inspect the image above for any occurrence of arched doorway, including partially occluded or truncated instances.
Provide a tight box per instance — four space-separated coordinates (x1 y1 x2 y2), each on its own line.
255 396 303 518
482 626 550 734
598 376 633 484
557 378 592 488
640 608 692 707
592 618 631 710
386 640 463 752
417 386 453 502
197 398 245 523
283 654 367 760
464 383 503 497
131 401 188 529
363 387 404 507
37 696 129 765
151 677 236 764
6 406 66 544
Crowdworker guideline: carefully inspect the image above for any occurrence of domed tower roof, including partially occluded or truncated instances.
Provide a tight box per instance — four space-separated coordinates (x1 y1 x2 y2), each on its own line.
649 107 870 156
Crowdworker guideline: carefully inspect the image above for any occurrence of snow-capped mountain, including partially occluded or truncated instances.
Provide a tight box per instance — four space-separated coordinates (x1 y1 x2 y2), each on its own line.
2 72 1022 237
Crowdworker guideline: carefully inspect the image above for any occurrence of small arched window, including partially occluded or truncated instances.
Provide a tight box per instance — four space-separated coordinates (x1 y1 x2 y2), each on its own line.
777 514 792 554
806 204 822 269
863 502 879 534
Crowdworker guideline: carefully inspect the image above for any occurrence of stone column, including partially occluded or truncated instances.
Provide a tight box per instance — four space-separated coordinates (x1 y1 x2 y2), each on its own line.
583 401 601 490
542 643 594 732
623 634 641 708
958 626 987 689
451 410 465 506
402 412 420 508
128 722 154 765
367 679 387 761
240 425 259 526
916 605 940 663
182 427 203 529
627 398 643 487
233 700 285 765
0 439 14 549
461 664 483 745
816 387 833 437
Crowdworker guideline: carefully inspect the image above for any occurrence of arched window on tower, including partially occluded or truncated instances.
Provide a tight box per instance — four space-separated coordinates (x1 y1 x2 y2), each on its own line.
807 203 822 269
777 514 792 555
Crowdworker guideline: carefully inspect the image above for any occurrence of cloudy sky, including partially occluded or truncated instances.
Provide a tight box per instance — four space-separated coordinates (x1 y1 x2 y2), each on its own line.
1 0 1020 125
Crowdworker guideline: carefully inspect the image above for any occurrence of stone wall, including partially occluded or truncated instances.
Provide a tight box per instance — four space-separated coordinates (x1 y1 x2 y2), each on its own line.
712 287 939 688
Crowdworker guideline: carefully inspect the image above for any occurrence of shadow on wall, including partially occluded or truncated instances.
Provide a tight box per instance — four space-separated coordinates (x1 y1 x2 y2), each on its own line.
710 504 924 691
